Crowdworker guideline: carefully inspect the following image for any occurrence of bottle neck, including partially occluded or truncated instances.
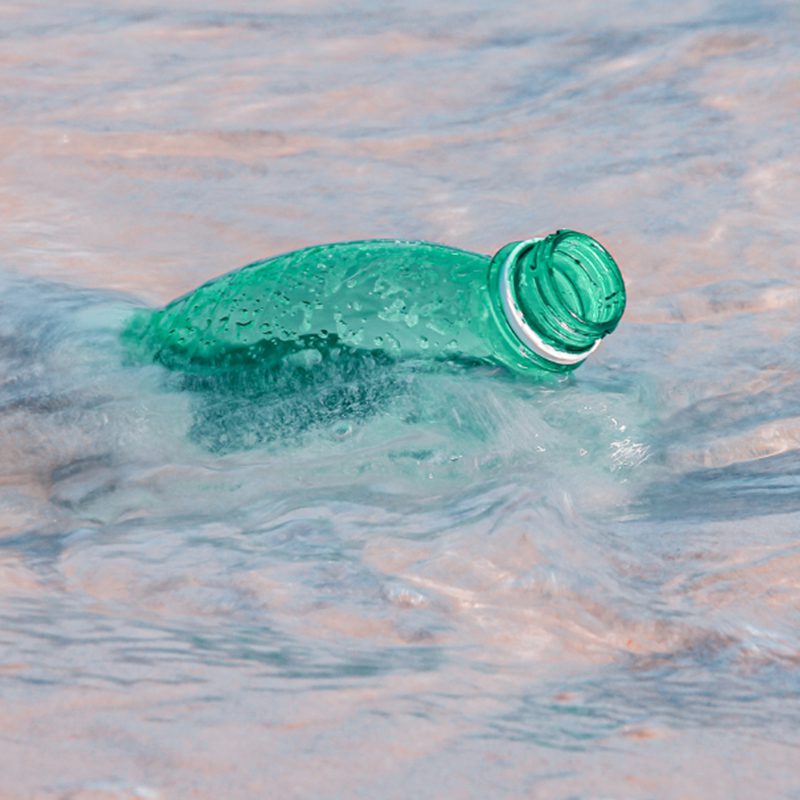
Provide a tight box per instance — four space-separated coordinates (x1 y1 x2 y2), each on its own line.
491 230 626 369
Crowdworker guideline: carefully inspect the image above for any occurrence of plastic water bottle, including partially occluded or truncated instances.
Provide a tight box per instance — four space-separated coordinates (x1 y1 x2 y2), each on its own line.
124 230 626 377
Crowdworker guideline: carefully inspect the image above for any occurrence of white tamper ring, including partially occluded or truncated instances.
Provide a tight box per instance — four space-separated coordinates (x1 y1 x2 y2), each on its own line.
499 239 599 367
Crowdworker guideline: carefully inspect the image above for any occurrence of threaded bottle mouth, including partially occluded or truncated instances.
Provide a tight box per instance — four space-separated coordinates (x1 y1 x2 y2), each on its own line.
497 230 626 366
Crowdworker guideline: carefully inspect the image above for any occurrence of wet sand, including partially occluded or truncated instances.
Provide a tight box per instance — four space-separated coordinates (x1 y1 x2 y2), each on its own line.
1 1 800 797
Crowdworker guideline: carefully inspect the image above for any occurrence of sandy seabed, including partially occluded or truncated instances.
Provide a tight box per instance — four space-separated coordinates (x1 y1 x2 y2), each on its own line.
1 1 800 797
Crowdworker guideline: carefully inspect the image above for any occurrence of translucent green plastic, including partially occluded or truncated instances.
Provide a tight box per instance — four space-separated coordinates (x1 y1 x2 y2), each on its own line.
124 230 626 378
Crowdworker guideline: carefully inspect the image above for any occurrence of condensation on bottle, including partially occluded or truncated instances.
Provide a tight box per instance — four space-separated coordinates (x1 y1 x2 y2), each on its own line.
123 229 626 378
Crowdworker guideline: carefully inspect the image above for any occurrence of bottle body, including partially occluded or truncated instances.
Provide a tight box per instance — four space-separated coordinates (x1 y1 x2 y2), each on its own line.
125 232 626 378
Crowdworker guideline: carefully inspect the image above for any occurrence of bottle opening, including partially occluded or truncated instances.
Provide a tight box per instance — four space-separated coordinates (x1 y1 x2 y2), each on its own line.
534 230 626 339
498 230 626 366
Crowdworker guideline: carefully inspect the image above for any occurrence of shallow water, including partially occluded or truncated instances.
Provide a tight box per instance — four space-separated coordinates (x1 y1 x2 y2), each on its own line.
2 1 800 797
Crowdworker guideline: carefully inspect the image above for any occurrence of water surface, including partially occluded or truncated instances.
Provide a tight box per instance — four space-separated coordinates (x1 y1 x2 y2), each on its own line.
1 1 800 797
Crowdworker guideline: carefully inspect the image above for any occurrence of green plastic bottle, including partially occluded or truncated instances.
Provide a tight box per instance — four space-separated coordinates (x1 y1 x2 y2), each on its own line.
124 230 626 378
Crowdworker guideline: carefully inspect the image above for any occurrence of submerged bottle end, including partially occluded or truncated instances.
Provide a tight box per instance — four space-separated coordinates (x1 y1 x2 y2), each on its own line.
494 230 626 370
120 308 153 358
